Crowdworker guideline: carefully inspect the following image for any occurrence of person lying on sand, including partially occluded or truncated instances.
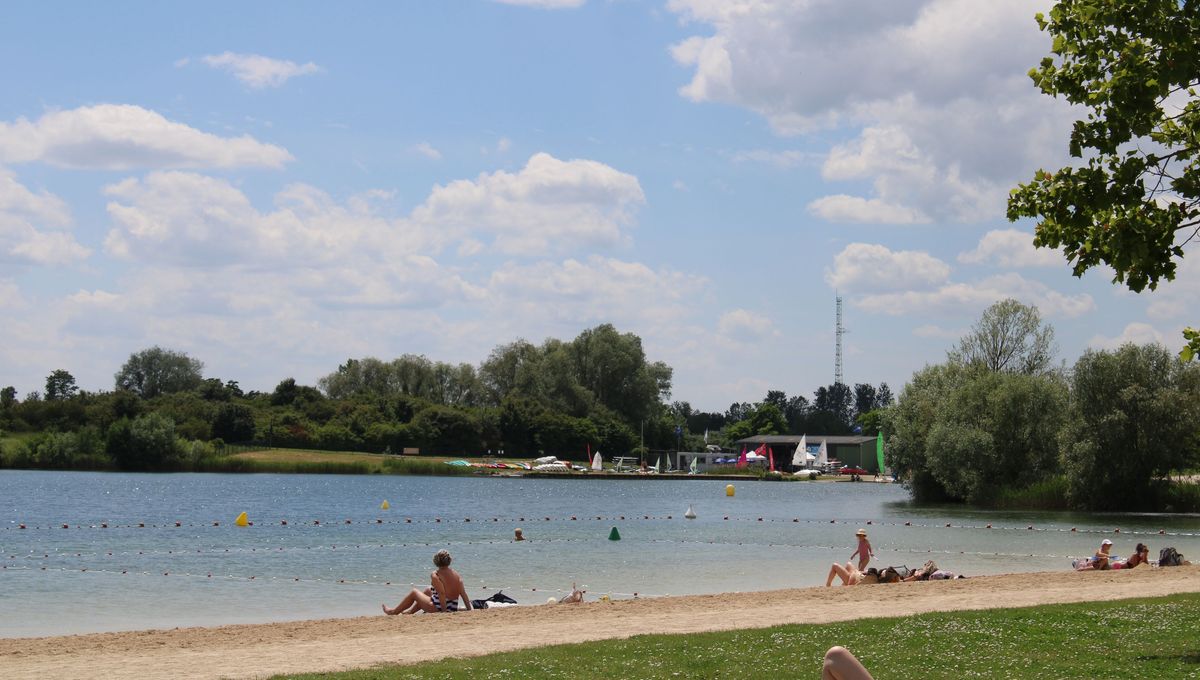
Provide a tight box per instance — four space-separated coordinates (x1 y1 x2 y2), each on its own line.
383 550 473 615
1111 543 1149 569
825 562 879 586
823 646 873 680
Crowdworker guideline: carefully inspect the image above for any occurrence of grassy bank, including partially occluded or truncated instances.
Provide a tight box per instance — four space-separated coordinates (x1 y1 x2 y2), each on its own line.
276 592 1200 679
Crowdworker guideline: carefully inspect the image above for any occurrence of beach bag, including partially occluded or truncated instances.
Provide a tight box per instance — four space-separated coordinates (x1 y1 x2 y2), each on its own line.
1159 547 1184 567
470 599 489 609
879 567 902 584
487 591 518 604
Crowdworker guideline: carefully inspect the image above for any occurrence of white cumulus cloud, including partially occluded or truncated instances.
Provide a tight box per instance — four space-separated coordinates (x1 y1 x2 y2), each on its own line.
855 272 1094 319
0 167 89 266
669 0 1074 223
410 152 645 255
0 104 292 170
826 243 950 293
200 52 322 89
808 195 929 224
717 308 777 341
958 229 1063 268
1088 322 1167 350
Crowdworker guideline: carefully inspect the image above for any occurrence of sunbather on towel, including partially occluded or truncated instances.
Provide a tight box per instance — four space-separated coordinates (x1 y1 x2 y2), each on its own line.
383 550 473 614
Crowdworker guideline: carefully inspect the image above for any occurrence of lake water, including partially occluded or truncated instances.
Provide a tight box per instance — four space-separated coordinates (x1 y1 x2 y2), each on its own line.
2 470 1198 638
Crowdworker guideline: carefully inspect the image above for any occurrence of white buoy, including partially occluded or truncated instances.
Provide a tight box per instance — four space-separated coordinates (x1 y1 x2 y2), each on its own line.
684 505 697 519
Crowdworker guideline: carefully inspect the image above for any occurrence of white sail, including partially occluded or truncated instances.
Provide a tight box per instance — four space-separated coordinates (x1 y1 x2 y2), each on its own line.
817 439 828 467
689 456 698 474
654 456 661 473
792 434 808 467
591 451 602 471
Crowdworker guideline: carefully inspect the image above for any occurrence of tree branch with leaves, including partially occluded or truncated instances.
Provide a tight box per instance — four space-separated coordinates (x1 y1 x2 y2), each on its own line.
1007 0 1200 360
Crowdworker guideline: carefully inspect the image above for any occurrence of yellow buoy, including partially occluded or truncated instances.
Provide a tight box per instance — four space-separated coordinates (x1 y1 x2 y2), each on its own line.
380 500 390 510
235 511 249 527
726 484 735 497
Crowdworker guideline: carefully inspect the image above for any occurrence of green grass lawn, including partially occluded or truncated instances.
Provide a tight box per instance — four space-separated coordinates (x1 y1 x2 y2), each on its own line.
275 593 1200 679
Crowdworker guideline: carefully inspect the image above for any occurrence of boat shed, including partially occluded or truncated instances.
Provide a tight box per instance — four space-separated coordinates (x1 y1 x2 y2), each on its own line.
734 434 880 473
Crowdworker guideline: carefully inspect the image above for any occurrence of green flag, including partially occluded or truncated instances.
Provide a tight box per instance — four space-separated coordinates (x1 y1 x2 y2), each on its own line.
876 432 885 474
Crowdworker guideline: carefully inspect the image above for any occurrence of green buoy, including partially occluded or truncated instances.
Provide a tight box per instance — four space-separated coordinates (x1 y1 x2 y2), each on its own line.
608 526 621 541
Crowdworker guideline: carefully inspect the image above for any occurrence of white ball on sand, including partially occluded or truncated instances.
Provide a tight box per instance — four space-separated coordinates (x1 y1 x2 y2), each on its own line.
547 597 557 604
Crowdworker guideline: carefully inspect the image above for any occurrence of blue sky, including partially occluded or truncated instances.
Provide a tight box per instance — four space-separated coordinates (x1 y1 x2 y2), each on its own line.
1 0 1194 411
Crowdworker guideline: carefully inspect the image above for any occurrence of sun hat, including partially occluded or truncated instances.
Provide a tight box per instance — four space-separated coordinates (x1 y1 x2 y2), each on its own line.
1101 539 1113 545
855 528 867 536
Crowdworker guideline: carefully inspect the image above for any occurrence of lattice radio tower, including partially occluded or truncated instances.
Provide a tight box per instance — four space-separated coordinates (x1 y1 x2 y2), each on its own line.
834 294 845 386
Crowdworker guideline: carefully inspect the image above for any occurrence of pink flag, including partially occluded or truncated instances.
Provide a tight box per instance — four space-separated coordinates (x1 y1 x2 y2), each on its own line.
768 446 775 472
736 445 748 469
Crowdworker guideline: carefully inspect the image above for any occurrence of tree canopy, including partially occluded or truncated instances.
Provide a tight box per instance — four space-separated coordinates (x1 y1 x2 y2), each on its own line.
1007 0 1200 359
114 347 204 398
948 299 1057 374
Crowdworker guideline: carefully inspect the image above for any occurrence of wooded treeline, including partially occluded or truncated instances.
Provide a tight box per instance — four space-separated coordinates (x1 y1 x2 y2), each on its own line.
1 323 881 472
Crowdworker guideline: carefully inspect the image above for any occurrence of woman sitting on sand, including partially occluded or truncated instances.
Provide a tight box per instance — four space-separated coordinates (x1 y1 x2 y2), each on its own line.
825 562 880 587
1075 539 1113 571
383 550 473 615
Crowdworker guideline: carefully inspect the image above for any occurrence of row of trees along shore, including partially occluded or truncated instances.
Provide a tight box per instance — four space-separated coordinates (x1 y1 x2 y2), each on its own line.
2 304 1197 511
0 323 875 475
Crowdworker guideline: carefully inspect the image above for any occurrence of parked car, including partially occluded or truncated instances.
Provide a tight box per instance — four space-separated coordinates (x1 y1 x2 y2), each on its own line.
838 466 868 476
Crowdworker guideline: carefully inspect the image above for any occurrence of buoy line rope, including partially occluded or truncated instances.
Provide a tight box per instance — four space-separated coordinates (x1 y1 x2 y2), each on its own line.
0 563 661 599
4 516 1193 537
2 538 1108 566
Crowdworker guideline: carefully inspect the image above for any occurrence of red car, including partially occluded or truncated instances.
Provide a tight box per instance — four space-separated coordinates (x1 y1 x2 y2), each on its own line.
838 466 868 475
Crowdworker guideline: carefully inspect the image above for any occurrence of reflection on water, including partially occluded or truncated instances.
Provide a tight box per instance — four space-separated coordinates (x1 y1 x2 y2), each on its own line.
2 470 1197 637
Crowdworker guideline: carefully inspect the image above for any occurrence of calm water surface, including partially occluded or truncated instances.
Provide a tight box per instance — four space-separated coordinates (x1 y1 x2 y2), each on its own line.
2 470 1197 637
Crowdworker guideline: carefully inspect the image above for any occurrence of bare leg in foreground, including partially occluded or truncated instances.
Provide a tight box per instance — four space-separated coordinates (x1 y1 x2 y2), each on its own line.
382 587 435 615
823 646 873 680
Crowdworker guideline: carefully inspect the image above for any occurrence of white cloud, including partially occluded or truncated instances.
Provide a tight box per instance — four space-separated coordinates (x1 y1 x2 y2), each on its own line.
410 152 645 255
0 167 89 265
103 171 443 270
717 308 777 341
855 272 1094 319
0 279 24 308
669 0 1074 223
489 256 706 326
912 324 964 340
1147 255 1200 321
496 137 512 153
672 179 689 192
825 243 950 293
200 52 322 89
808 194 929 224
414 142 442 160
958 229 1063 268
492 0 585 8
1088 322 1167 350
0 104 292 170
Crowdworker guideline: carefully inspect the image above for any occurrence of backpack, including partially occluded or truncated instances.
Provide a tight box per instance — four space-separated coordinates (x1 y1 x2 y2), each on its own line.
879 567 902 584
1159 547 1184 567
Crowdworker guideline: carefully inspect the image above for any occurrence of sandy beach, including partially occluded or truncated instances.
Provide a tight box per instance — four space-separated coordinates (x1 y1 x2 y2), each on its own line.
1 566 1197 679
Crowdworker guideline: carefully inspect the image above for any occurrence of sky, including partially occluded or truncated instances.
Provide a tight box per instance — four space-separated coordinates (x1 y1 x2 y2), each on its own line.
1 0 1195 412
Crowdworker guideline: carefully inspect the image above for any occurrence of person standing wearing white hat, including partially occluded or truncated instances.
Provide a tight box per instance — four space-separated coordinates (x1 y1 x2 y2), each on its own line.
850 528 874 571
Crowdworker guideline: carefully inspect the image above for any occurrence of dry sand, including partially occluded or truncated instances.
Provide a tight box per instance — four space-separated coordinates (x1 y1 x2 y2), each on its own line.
2 566 1198 680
